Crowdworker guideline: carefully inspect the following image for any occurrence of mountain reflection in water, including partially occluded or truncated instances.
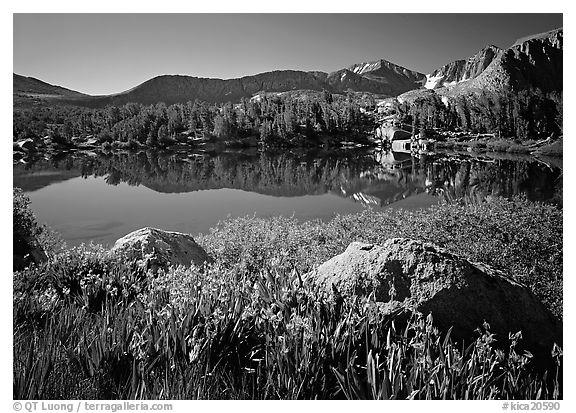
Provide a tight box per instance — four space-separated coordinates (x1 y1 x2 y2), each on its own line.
13 148 562 246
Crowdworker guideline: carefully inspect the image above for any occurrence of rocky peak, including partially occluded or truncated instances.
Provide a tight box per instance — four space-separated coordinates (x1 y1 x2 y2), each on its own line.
425 45 502 89
348 59 426 82
512 27 563 49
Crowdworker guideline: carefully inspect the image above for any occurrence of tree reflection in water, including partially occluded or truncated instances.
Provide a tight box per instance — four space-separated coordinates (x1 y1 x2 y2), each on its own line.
14 148 562 208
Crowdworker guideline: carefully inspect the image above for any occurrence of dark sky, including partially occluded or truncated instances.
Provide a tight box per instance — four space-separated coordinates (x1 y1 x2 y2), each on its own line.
13 13 563 95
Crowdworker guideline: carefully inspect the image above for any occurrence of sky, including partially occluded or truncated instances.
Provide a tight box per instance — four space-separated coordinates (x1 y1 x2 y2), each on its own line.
13 13 563 96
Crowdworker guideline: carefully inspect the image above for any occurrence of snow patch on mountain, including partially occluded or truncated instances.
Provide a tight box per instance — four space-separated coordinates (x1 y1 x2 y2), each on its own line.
351 61 382 75
425 75 470 90
424 74 444 89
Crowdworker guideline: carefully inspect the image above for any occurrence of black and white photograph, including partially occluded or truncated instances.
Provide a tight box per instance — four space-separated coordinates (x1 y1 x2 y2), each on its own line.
10 8 567 407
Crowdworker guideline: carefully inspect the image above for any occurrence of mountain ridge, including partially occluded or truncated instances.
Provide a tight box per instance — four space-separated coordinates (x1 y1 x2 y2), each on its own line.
13 57 427 108
13 74 88 97
14 27 562 108
444 27 562 94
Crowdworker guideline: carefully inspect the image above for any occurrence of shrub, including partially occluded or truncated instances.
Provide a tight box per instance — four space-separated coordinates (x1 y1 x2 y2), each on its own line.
13 188 40 244
199 197 562 319
13 188 45 270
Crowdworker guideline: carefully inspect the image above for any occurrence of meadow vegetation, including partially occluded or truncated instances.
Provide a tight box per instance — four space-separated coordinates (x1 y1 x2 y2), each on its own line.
13 191 563 399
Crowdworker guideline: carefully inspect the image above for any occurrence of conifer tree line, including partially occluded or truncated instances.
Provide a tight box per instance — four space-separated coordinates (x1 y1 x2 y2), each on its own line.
14 88 562 147
396 89 562 140
13 91 373 148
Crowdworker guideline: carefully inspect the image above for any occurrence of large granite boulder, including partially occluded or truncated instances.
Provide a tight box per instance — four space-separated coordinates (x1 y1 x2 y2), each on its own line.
309 238 562 355
110 227 212 272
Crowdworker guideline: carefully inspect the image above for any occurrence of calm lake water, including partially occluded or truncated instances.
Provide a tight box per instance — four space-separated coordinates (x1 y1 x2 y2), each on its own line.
13 147 562 247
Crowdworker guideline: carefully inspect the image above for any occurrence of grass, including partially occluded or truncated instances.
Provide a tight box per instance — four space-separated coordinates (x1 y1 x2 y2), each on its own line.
13 196 563 399
435 139 535 154
434 141 456 149
535 140 563 157
463 141 487 150
485 140 531 154
437 137 564 157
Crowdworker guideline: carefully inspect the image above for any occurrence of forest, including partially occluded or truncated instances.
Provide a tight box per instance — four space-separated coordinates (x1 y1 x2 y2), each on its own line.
13 91 374 149
13 87 563 150
396 89 563 140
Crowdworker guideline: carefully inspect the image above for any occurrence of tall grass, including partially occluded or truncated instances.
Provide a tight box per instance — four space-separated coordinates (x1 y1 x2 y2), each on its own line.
13 196 562 399
14 259 562 399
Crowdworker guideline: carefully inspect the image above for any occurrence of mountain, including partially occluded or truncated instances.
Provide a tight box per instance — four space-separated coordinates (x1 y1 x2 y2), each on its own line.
427 28 562 95
13 74 87 107
14 27 562 109
347 59 426 90
398 27 562 104
326 69 395 95
14 59 425 108
464 27 563 93
72 59 425 107
78 70 332 107
317 59 427 98
423 45 502 89
13 74 87 97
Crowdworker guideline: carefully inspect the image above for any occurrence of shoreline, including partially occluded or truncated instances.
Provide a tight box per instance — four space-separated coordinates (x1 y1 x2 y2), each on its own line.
13 134 564 161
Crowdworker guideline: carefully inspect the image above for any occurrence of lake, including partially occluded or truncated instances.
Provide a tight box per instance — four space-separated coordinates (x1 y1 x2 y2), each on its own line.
13 147 562 247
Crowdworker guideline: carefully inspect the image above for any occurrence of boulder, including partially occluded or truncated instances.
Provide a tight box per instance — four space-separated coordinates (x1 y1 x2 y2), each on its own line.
16 138 37 152
110 227 212 272
309 238 562 355
85 137 100 147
